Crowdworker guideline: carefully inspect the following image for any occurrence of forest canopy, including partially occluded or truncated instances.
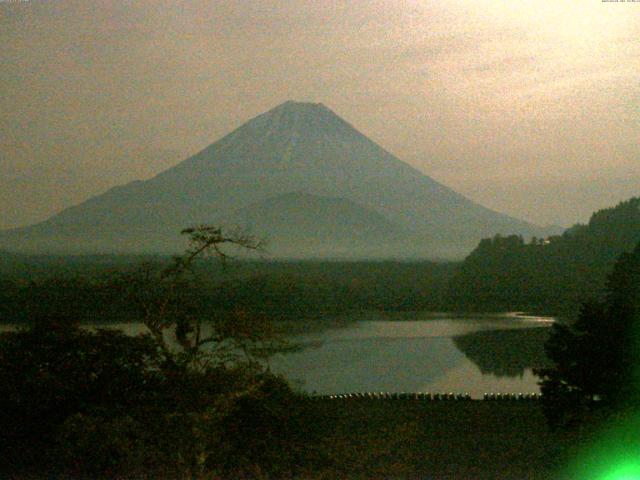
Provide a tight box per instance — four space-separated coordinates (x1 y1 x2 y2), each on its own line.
448 198 640 314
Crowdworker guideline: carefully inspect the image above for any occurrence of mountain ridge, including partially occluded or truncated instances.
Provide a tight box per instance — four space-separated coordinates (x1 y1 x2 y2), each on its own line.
0 101 549 258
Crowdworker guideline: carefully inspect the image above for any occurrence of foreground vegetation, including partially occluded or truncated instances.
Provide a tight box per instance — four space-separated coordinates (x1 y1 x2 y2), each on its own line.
0 323 310 479
0 227 313 479
0 322 586 480
303 398 575 479
536 240 640 428
2 198 640 478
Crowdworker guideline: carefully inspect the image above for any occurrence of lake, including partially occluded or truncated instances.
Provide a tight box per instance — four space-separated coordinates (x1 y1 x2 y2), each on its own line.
267 312 554 398
0 312 554 399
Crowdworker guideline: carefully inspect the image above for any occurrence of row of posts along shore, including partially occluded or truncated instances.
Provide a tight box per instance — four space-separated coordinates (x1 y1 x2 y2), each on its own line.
308 392 542 401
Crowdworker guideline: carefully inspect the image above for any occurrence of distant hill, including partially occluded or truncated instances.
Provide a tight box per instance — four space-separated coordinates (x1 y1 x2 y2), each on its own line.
447 197 640 314
0 101 547 258
221 192 409 258
226 192 401 238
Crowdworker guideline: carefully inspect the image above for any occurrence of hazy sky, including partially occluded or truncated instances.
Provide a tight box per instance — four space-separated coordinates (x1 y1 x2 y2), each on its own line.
1 0 638 229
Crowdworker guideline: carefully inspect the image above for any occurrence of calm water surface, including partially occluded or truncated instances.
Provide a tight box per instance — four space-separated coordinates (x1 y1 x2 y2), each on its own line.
0 312 553 398
268 312 554 398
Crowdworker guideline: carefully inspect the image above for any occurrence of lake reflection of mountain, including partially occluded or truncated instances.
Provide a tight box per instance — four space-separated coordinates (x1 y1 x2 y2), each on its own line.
453 327 552 378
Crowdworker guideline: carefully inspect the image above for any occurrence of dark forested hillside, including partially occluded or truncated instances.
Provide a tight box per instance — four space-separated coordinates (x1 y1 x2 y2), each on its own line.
447 197 640 314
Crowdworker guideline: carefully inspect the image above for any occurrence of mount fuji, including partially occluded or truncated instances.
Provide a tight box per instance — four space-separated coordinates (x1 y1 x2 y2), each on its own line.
0 101 548 258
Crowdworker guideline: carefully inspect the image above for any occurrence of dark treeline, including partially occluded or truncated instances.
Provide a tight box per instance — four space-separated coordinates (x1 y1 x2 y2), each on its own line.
0 257 457 324
448 197 640 315
211 261 457 317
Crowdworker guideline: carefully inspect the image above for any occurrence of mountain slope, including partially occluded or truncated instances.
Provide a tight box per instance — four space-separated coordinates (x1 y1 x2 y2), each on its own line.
0 101 544 257
226 192 402 239
221 192 409 258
